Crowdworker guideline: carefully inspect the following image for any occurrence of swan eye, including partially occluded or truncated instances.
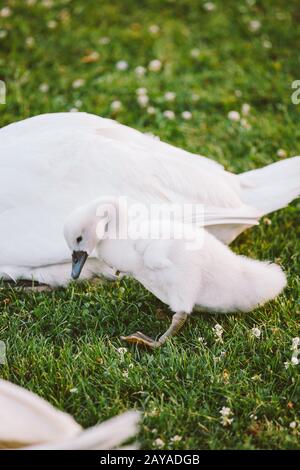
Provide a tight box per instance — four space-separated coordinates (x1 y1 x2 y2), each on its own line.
76 236 83 244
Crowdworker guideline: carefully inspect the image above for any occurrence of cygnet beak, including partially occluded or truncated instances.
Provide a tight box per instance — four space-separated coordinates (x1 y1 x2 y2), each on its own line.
71 250 88 279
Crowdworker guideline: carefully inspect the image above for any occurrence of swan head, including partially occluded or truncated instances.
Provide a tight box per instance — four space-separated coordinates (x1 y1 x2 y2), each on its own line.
64 202 109 280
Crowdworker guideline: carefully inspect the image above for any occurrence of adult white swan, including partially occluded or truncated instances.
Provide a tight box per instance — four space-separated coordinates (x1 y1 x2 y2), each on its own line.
0 112 299 286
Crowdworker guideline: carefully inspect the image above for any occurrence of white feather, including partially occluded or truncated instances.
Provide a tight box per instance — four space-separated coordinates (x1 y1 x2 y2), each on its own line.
64 198 287 315
0 379 81 448
239 156 300 213
28 412 140 450
0 379 139 450
0 113 299 286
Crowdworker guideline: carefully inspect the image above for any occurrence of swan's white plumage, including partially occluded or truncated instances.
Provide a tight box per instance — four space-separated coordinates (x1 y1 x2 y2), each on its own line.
29 412 139 450
0 379 139 449
64 199 287 314
0 379 80 447
135 232 287 314
0 112 299 286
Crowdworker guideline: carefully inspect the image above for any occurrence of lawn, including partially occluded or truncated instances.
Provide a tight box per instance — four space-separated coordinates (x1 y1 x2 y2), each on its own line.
0 0 299 449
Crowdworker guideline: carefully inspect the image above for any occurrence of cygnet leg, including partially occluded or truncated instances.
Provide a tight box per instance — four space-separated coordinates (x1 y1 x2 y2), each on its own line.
120 312 188 349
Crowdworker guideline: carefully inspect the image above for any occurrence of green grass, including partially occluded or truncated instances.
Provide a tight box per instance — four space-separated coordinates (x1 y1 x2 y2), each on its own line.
0 0 300 449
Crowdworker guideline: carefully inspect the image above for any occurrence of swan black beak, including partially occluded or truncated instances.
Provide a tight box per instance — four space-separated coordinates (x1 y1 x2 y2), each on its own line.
72 250 88 279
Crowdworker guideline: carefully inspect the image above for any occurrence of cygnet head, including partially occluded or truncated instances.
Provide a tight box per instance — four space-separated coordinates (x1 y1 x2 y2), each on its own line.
64 201 111 280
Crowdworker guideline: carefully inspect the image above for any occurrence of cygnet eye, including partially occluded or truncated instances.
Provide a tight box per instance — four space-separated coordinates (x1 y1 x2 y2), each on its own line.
76 236 83 244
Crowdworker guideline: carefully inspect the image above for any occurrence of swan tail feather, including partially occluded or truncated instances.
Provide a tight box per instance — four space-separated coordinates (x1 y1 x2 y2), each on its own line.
239 156 300 214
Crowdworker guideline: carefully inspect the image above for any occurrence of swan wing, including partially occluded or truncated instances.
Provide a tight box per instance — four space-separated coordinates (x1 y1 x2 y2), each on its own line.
0 113 248 280
0 379 81 448
27 411 140 450
0 379 139 450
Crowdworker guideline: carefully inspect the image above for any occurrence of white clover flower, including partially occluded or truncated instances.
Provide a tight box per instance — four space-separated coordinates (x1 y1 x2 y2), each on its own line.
249 20 261 32
47 20 57 29
290 421 297 429
136 87 147 96
154 438 164 448
147 106 156 115
99 36 110 45
235 89 242 97
116 60 128 71
213 323 224 342
228 110 240 122
163 110 175 120
291 356 299 366
116 345 127 361
164 91 176 102
135 65 146 76
262 39 272 49
74 99 82 108
39 83 49 93
263 217 272 226
69 387 78 394
203 2 216 11
148 59 162 72
198 336 207 346
182 111 192 120
285 337 300 368
220 406 234 426
220 407 232 417
277 148 287 158
291 337 300 350
251 327 261 338
0 30 7 39
242 103 251 116
171 435 182 442
0 7 12 17
72 78 85 89
26 36 35 48
149 24 160 34
137 94 149 107
190 48 200 58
